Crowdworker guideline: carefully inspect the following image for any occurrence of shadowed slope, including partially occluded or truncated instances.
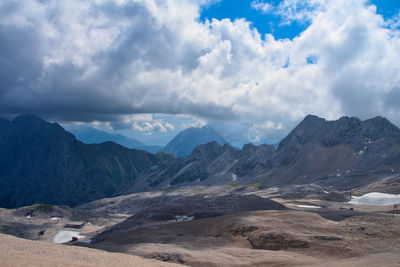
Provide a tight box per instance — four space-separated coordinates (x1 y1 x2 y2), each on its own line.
0 115 161 208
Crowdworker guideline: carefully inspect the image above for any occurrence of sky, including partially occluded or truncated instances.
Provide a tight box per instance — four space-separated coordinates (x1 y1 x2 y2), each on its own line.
0 0 400 147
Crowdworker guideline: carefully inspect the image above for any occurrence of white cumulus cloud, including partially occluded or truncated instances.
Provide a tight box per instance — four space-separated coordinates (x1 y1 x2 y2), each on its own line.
251 1 274 14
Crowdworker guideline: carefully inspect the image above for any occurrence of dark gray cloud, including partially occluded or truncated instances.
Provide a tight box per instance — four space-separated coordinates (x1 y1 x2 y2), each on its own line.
384 87 400 111
0 25 43 99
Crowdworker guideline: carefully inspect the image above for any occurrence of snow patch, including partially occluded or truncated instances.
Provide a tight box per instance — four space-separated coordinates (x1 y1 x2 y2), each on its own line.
168 215 194 223
349 192 400 206
53 231 85 243
288 204 321 209
232 173 237 181
51 217 61 221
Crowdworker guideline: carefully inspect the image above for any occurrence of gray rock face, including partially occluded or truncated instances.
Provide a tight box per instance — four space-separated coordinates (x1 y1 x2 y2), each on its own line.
278 115 400 153
163 125 228 157
271 115 400 187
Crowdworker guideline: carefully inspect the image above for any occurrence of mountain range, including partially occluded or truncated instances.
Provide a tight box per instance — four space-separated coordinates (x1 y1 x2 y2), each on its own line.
1 114 400 208
125 115 400 193
66 125 163 154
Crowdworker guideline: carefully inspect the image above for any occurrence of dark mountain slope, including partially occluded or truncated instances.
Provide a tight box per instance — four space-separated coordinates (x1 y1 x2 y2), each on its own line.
163 125 227 157
0 117 9 127
0 115 161 208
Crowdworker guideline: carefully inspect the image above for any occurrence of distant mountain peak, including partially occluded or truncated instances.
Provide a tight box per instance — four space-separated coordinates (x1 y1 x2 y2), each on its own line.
163 125 228 157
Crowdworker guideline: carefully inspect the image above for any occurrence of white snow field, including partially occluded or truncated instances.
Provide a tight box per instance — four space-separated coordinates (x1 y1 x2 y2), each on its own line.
53 231 85 243
287 204 321 209
349 192 400 206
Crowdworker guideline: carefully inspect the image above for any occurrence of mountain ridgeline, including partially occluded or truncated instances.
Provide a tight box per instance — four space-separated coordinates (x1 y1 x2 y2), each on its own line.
1 114 400 208
125 115 400 193
163 125 228 157
0 115 162 208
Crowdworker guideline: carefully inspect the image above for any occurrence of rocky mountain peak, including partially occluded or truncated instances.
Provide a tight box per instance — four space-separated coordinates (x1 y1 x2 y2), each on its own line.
278 115 326 150
279 114 400 151
222 143 236 153
189 141 224 161
242 143 257 154
361 116 400 140
163 124 227 157
7 114 76 145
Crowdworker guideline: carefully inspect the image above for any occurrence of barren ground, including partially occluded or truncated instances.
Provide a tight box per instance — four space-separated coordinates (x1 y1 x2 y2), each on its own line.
1 185 400 266
0 233 181 267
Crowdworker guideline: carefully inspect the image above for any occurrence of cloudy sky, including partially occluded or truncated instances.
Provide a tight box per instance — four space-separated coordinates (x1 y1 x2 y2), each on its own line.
0 0 400 146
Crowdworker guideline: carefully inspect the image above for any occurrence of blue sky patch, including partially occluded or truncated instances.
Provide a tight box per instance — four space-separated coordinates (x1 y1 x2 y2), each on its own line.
200 0 400 40
369 0 400 19
200 0 310 40
306 55 318 65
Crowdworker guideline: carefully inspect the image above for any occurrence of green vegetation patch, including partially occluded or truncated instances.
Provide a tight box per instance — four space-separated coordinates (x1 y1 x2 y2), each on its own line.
248 184 265 190
192 187 206 191
228 183 240 187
